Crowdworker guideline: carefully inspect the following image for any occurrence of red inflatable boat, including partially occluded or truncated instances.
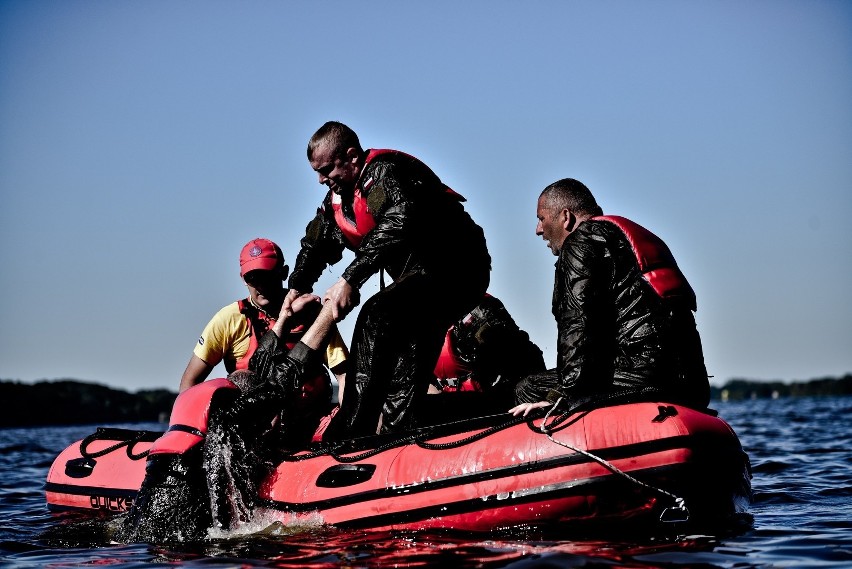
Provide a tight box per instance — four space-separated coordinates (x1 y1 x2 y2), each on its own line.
45 401 751 532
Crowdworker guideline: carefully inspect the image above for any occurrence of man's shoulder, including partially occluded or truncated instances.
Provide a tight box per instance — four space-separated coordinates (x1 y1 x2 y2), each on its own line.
584 217 621 232
557 222 624 270
571 219 621 244
207 301 245 325
362 152 398 179
364 149 431 180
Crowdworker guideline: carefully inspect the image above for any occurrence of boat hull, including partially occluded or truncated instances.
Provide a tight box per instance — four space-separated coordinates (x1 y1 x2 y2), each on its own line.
257 402 751 531
45 428 159 514
45 402 751 532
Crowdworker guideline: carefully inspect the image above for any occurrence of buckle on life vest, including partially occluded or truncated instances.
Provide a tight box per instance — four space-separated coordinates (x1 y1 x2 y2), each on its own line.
432 377 460 391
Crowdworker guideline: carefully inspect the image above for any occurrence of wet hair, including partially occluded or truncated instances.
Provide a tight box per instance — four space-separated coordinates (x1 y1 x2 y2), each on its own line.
539 178 603 217
307 121 363 161
227 369 259 392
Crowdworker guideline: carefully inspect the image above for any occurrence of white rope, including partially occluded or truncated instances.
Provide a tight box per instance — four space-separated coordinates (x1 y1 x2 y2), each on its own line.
537 400 689 522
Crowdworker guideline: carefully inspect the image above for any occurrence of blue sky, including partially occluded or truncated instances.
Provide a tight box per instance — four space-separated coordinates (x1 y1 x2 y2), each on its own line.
1 1 850 392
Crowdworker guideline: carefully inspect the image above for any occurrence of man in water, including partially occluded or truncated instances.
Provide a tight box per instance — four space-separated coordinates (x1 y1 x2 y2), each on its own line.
120 297 340 542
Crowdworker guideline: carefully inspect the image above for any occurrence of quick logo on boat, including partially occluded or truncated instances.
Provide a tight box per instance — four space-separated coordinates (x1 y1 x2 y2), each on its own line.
89 495 133 512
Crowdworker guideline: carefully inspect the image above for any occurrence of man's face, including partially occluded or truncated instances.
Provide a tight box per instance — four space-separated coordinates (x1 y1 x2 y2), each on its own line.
243 269 284 308
536 195 568 256
310 143 360 196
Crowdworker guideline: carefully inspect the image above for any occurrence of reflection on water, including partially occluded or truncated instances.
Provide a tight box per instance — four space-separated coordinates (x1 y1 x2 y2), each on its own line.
38 514 749 568
1 397 851 567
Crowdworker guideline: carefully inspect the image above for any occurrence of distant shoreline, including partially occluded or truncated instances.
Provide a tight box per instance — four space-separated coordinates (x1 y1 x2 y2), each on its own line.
1 374 850 428
0 379 175 428
709 374 851 401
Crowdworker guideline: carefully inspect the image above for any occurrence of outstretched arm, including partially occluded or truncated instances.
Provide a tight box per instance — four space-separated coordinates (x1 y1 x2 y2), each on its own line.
249 297 340 391
272 292 321 337
299 301 338 349
272 292 338 348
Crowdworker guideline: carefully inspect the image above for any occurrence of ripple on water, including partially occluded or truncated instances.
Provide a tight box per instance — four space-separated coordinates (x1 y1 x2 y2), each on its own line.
1 398 851 567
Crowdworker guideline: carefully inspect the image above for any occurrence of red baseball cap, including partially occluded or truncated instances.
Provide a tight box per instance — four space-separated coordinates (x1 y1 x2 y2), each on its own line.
239 238 285 276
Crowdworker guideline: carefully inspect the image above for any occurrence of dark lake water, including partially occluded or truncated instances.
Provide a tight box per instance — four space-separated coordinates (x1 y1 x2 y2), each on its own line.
1 395 850 568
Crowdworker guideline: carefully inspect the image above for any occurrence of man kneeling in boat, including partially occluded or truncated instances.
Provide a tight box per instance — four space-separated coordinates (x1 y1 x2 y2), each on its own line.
425 293 547 421
511 178 710 417
120 297 343 542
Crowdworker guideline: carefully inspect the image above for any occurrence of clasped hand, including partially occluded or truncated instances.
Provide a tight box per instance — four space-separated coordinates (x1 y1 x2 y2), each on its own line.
322 277 360 321
282 278 359 323
274 291 321 336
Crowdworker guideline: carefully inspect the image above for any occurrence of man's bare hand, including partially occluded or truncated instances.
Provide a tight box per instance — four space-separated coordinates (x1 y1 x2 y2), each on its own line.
274 292 319 336
291 293 321 314
282 288 302 315
323 277 359 321
508 401 553 417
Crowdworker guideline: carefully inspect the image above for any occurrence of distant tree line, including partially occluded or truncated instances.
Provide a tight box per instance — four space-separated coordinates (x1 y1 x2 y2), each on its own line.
709 374 852 401
0 379 176 428
1 374 850 428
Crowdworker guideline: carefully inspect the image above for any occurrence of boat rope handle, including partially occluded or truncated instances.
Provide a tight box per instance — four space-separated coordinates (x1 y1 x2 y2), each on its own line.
544 431 689 522
538 400 689 523
79 430 150 461
281 415 531 463
413 416 528 451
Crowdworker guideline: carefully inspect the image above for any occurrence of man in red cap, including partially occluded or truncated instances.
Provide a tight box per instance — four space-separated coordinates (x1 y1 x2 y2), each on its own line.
179 238 349 404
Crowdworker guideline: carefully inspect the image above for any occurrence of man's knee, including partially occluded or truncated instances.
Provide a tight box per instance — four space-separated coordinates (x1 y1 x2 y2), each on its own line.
513 370 560 404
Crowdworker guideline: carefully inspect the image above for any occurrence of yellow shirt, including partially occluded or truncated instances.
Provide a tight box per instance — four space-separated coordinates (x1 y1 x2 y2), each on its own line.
193 301 348 372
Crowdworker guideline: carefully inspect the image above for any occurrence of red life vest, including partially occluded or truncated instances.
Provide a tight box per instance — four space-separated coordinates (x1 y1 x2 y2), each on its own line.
594 215 697 311
434 329 472 380
233 299 275 372
433 316 480 393
148 378 238 456
332 188 376 249
332 149 464 249
235 299 313 372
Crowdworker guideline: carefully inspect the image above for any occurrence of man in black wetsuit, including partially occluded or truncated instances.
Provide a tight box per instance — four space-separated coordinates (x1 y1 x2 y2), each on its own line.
283 121 491 437
511 178 710 417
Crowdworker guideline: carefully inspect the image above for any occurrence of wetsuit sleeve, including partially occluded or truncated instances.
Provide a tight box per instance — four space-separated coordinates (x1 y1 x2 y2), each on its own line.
289 202 347 293
341 161 415 288
549 228 613 401
250 332 325 394
248 331 292 387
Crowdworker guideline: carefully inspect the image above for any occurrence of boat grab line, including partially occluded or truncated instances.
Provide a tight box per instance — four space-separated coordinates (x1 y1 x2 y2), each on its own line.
541 397 689 523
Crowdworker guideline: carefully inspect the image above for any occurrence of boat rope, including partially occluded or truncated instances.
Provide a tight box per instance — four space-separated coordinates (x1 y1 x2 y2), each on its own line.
538 398 690 523
79 429 150 461
280 402 589 464
413 415 528 451
280 414 531 463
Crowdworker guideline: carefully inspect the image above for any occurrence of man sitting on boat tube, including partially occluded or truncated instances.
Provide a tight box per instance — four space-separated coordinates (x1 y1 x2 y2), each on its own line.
510 178 710 417
180 238 348 392
177 238 349 444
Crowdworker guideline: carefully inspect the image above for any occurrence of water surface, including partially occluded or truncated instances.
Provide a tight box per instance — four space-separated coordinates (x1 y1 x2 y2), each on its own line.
1 396 850 567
